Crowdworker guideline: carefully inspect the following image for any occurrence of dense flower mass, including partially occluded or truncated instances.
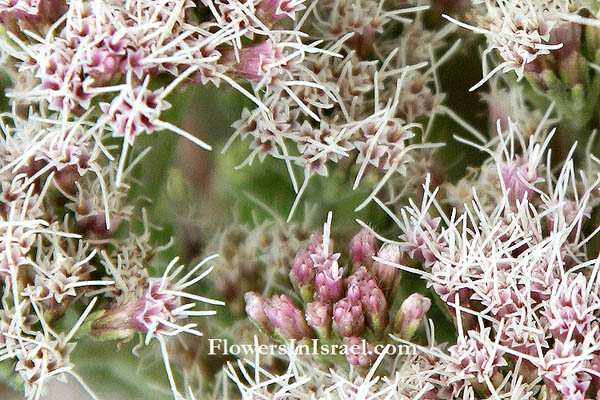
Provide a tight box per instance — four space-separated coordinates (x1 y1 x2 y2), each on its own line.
2 0 600 399
244 213 431 369
220 110 600 399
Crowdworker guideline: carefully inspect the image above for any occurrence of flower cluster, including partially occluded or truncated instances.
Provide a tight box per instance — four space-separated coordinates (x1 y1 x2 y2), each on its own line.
225 106 600 400
0 0 347 397
0 94 222 399
226 1 455 217
0 0 337 188
3 0 600 399
447 1 600 130
244 212 433 369
382 115 600 398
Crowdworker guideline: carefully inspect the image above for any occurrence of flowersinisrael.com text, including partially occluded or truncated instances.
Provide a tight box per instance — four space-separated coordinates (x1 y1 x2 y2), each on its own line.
208 336 417 357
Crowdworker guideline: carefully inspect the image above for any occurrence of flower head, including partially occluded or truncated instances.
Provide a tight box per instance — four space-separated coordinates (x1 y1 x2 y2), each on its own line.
394 293 431 340
244 291 270 331
305 300 331 338
100 83 171 145
91 255 223 345
265 294 314 340
543 273 597 342
332 296 364 338
349 228 378 267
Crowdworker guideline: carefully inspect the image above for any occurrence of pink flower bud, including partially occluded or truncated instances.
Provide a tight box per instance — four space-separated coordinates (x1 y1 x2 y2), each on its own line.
88 301 137 340
307 233 330 254
360 282 387 334
347 267 387 336
291 249 316 284
290 249 316 301
314 259 343 303
500 159 537 205
332 297 364 338
231 40 286 84
344 337 377 367
345 266 371 287
346 283 361 303
372 244 402 295
394 293 431 340
244 292 270 331
264 294 314 340
305 301 331 338
349 228 378 267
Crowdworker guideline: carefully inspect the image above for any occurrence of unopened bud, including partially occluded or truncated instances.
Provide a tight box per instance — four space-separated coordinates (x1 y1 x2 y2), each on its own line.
347 267 388 336
349 228 378 267
265 294 314 340
245 292 271 333
86 302 137 341
332 297 364 338
372 244 402 296
290 249 316 302
305 301 331 338
345 337 377 367
394 293 431 340
314 262 343 303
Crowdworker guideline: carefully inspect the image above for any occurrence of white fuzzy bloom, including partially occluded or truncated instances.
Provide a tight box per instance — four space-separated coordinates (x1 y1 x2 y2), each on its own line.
374 110 600 398
445 0 582 90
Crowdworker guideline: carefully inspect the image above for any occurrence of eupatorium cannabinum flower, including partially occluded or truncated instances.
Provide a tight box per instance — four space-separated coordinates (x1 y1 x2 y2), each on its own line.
88 255 223 399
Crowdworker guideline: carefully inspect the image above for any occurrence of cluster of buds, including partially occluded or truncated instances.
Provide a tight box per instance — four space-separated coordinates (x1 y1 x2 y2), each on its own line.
245 213 432 368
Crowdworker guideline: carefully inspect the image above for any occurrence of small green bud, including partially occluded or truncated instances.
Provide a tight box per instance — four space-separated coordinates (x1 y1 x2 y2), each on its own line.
83 303 137 341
